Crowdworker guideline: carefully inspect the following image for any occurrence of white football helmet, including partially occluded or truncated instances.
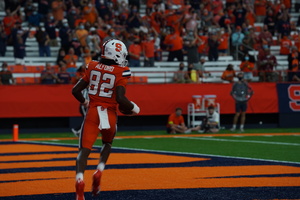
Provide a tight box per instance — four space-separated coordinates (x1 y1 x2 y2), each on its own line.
101 39 128 67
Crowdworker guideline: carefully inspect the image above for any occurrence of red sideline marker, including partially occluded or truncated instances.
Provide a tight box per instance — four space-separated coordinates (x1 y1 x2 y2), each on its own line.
13 124 19 142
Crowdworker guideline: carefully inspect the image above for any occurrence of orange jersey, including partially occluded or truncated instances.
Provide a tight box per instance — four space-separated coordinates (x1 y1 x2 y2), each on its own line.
82 60 131 111
221 70 235 82
167 113 185 127
280 38 292 55
164 33 183 51
254 0 267 16
218 33 229 50
240 61 255 72
141 40 155 58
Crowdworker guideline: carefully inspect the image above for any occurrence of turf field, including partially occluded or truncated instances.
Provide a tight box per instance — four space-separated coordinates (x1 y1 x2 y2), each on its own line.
0 128 300 200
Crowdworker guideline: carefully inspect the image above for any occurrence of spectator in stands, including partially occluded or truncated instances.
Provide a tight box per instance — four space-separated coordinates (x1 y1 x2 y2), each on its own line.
59 19 72 52
184 30 199 65
258 25 273 48
2 7 20 37
24 0 35 21
51 0 66 22
173 62 186 83
64 47 78 69
264 9 276 36
38 0 50 18
40 62 60 84
164 26 184 61
35 26 51 57
233 3 247 27
221 64 236 83
218 8 231 30
0 24 7 56
254 0 267 22
166 107 190 134
257 47 278 82
67 5 81 29
280 33 292 55
127 5 142 30
231 26 245 59
128 37 142 67
201 8 213 27
70 33 83 58
45 13 59 47
185 63 200 83
86 27 101 56
277 14 291 40
240 52 255 82
57 64 71 84
14 35 26 65
141 31 157 67
75 22 88 48
230 72 253 132
28 6 43 27
102 28 116 43
296 0 300 12
287 46 300 82
190 105 220 133
196 28 208 58
82 1 98 25
218 26 231 56
82 46 92 65
56 48 66 66
207 32 220 61
0 62 15 85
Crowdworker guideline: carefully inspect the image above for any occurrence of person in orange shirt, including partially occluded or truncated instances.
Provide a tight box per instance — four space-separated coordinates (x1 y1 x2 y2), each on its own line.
245 6 256 27
218 26 231 56
141 32 156 67
63 47 78 68
254 0 267 22
164 27 184 61
240 53 255 82
287 48 300 82
129 38 142 67
51 0 65 21
196 29 208 58
167 107 190 134
82 2 98 25
221 64 236 83
75 23 89 47
280 34 292 55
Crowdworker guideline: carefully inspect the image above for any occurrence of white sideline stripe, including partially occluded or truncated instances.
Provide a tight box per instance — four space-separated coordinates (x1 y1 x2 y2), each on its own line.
174 137 300 146
18 140 300 165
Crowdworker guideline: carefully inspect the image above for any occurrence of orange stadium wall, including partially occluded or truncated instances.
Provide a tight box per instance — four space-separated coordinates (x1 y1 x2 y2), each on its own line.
0 83 278 118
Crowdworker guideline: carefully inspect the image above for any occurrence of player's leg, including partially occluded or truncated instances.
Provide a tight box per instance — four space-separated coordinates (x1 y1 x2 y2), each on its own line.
239 102 247 132
92 109 117 196
231 103 241 131
76 107 100 200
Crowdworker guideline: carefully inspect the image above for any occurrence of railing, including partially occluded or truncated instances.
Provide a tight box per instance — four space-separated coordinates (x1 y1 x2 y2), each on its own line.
2 70 298 85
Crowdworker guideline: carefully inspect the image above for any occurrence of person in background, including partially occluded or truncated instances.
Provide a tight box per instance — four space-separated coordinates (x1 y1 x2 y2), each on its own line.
173 62 186 83
0 62 15 85
164 26 184 62
128 38 142 67
35 26 51 57
141 30 157 67
240 52 255 82
40 62 60 84
191 105 220 133
221 64 236 83
0 23 7 56
287 46 300 82
57 64 71 84
257 46 278 82
64 47 78 69
167 107 190 134
185 63 200 83
230 72 253 132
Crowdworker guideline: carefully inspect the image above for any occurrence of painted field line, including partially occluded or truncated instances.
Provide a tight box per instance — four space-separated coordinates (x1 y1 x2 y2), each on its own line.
2 132 300 142
174 137 300 146
17 140 300 165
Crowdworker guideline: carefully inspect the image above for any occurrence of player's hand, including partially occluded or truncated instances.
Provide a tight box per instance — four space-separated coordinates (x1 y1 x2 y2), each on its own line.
82 99 89 108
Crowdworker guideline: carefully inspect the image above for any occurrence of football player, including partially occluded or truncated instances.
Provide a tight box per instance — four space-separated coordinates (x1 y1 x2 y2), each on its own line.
72 39 140 200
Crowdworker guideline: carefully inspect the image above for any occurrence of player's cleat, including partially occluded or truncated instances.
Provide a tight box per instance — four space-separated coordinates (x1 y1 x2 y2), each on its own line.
75 179 85 200
92 169 102 196
72 128 80 137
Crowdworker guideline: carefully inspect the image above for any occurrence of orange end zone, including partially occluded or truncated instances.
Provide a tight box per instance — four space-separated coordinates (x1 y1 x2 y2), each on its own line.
0 143 300 197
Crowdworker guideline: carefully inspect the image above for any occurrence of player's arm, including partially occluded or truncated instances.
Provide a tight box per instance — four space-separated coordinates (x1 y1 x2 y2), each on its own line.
116 85 140 115
72 78 89 105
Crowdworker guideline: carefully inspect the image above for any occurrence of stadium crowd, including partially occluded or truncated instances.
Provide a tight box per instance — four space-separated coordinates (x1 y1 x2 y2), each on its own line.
0 0 300 84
